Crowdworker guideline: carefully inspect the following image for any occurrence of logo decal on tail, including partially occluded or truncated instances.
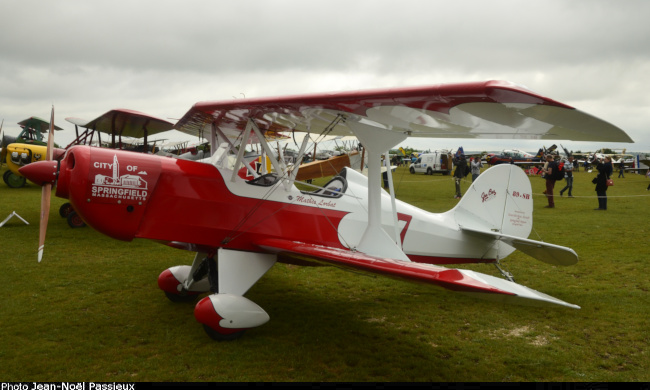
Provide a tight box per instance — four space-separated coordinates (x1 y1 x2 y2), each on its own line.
481 189 497 203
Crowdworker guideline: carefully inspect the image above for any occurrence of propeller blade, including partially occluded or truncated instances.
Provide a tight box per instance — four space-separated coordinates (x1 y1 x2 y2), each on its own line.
37 106 56 262
38 183 51 262
46 108 55 160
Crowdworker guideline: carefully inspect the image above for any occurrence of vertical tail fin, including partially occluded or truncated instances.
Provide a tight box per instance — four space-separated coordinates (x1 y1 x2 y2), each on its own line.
453 164 534 259
451 164 577 266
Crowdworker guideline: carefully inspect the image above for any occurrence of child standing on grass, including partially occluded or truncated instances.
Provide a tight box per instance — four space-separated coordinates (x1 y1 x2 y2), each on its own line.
560 155 575 197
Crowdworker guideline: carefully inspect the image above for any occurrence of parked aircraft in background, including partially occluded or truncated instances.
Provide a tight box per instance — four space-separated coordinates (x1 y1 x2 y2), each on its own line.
56 109 175 227
590 148 634 165
65 108 174 151
486 146 551 166
1 117 64 188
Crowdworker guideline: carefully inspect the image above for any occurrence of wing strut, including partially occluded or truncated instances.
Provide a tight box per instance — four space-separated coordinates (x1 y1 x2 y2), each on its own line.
384 150 401 247
230 122 254 182
211 122 259 179
347 121 409 261
248 119 286 179
285 131 311 190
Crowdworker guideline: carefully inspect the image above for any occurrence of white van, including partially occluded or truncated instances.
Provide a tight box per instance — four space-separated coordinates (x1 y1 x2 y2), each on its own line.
409 151 453 175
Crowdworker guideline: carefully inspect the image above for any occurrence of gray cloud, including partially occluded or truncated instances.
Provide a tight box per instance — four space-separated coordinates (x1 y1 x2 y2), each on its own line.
1 0 649 151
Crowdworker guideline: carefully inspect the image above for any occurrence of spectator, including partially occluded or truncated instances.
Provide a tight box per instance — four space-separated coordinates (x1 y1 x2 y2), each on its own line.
559 156 575 197
593 156 613 210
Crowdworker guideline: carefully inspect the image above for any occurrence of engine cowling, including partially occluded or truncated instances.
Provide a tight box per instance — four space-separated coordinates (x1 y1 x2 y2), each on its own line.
57 146 162 241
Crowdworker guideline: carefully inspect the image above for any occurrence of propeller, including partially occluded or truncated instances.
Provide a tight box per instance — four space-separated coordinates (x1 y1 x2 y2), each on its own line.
38 107 56 262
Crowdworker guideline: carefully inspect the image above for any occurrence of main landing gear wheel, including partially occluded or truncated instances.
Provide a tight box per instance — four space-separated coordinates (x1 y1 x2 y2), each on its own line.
163 290 199 303
67 211 86 228
202 325 246 341
3 170 26 188
59 202 74 218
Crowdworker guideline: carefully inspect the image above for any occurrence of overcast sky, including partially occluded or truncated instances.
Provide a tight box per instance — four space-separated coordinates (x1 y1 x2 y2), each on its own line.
1 0 649 153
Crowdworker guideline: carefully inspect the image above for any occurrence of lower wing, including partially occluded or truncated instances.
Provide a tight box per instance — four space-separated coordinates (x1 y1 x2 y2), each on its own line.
255 238 579 309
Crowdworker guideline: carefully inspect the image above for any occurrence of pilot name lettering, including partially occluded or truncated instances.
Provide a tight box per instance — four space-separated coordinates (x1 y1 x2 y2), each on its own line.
318 199 337 207
295 195 316 205
295 195 337 208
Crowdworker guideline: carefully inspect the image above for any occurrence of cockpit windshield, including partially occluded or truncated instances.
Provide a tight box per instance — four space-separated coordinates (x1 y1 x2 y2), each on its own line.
302 175 347 198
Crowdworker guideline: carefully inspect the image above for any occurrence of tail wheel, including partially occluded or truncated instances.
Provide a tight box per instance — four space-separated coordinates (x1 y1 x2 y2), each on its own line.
67 211 86 228
59 202 74 218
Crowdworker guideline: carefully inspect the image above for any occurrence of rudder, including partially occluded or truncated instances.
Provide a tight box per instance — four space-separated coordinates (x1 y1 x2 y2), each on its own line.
453 164 534 241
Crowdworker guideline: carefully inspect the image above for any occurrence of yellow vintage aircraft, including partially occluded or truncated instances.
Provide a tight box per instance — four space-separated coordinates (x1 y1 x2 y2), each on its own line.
1 116 64 188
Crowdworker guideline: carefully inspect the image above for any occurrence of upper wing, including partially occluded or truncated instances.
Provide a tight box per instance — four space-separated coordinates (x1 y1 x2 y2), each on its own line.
18 116 63 132
256 237 579 309
174 80 632 143
67 109 174 138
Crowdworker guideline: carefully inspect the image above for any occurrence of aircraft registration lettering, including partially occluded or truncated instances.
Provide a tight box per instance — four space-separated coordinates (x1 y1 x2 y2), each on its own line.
511 190 531 200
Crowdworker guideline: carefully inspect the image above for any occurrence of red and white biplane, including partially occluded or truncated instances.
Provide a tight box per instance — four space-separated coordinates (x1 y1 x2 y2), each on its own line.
21 80 632 340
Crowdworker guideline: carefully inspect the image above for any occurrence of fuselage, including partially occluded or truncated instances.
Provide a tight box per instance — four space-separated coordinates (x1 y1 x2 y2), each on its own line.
28 145 504 265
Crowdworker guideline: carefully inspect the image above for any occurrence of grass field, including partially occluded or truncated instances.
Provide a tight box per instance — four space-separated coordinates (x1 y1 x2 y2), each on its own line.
1 164 649 382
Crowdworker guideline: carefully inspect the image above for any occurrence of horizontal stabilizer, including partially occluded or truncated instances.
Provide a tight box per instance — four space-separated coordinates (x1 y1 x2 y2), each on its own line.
256 238 579 309
460 225 578 266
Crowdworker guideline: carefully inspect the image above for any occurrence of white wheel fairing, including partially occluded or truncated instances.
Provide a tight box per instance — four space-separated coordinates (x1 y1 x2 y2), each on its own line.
168 265 211 292
206 294 270 329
